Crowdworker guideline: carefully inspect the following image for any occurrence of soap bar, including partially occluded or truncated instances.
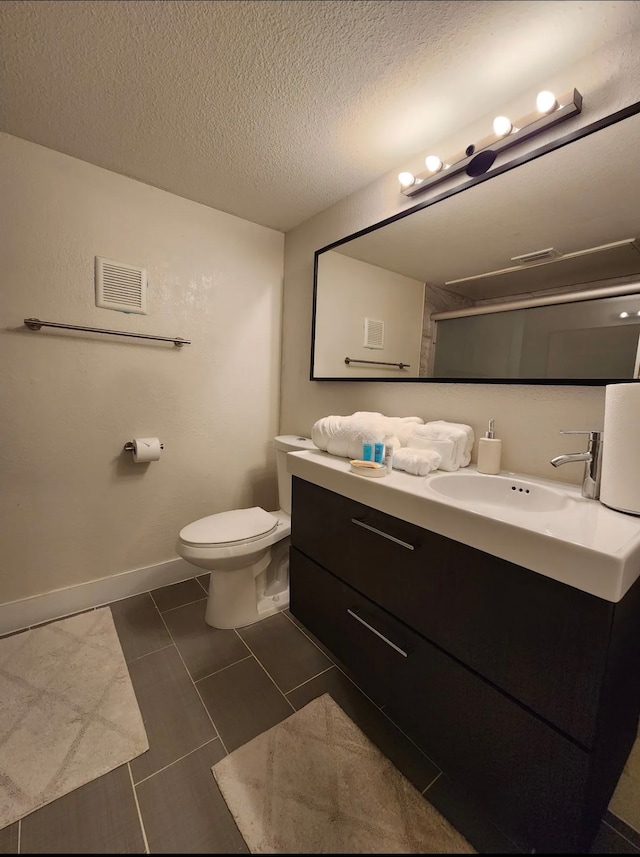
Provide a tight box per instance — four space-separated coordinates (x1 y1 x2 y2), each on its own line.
349 460 388 478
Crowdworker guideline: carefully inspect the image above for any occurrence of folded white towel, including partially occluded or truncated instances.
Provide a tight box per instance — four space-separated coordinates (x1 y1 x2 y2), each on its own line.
311 415 384 460
407 435 459 471
392 447 441 476
352 413 424 445
312 414 422 461
408 421 475 470
426 421 474 464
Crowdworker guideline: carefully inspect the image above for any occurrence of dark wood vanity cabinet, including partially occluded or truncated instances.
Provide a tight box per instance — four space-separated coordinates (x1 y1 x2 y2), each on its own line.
289 476 640 853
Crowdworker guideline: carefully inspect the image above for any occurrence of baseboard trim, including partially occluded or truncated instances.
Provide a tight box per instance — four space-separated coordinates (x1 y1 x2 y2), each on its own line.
0 558 197 636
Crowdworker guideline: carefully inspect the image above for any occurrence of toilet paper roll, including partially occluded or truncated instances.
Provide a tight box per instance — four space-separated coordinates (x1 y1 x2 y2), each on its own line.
132 437 162 463
600 384 640 515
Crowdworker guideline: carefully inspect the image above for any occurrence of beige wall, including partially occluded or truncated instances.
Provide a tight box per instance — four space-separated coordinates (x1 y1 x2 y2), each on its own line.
280 34 640 485
314 251 423 378
1 133 284 605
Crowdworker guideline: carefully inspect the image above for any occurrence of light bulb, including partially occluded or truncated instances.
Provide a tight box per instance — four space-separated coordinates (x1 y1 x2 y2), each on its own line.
536 91 558 114
493 116 513 137
619 311 630 319
425 155 443 173
398 171 415 188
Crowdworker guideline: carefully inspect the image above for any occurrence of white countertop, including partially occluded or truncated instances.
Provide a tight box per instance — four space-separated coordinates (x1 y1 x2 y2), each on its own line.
287 449 640 603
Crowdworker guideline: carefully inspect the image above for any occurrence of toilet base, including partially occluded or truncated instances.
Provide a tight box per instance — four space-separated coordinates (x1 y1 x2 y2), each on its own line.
204 537 290 629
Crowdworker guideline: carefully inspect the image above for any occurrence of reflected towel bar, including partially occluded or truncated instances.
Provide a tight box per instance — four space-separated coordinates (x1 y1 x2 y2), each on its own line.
344 357 410 369
24 318 190 347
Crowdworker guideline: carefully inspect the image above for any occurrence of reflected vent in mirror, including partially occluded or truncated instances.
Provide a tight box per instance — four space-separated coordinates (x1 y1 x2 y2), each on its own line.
364 318 384 349
95 257 147 314
445 239 640 301
511 247 562 264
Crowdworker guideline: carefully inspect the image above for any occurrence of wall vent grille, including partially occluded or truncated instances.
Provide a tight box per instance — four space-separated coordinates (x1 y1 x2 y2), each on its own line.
95 257 147 314
364 318 384 349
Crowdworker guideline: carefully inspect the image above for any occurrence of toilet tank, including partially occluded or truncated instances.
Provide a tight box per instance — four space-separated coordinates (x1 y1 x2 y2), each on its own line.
274 435 317 514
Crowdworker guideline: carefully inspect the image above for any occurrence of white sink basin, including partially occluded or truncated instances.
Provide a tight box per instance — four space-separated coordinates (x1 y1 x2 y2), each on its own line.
425 471 572 513
286 449 640 602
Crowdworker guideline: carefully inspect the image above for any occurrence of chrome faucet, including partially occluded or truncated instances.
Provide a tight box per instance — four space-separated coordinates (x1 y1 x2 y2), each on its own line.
550 430 603 500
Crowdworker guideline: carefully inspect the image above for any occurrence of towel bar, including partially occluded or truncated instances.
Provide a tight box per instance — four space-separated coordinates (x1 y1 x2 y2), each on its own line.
24 318 190 347
344 357 410 369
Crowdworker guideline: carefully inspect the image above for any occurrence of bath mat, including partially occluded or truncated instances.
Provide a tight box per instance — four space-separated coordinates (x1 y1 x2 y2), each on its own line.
212 693 475 853
0 606 148 829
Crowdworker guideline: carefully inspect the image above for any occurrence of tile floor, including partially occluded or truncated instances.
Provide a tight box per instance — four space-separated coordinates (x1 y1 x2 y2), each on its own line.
0 573 639 854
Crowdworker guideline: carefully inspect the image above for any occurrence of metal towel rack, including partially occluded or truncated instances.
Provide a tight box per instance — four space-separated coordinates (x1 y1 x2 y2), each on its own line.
24 318 190 347
344 356 410 369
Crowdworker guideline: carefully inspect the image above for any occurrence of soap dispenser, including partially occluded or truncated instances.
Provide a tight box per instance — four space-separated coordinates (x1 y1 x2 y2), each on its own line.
477 419 502 475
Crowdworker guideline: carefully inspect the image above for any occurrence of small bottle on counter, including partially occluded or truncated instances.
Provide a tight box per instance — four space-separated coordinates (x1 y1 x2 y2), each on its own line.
477 419 502 475
384 444 394 474
362 442 374 461
374 442 385 464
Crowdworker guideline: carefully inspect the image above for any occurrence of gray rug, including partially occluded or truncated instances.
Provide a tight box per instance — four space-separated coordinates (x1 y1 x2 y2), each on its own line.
0 606 148 829
212 693 475 853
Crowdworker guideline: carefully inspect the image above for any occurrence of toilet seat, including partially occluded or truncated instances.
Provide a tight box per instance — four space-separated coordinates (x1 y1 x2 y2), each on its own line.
179 507 279 548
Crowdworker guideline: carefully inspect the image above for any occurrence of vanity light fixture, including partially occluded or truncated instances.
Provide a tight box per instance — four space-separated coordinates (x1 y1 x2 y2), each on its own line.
536 90 559 114
425 154 444 173
492 116 513 137
398 88 582 196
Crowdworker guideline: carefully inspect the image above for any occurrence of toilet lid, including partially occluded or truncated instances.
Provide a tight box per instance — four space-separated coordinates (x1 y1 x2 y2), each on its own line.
179 507 279 547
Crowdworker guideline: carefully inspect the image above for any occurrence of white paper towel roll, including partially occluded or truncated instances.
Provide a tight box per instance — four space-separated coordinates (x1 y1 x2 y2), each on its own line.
132 437 162 463
600 384 640 515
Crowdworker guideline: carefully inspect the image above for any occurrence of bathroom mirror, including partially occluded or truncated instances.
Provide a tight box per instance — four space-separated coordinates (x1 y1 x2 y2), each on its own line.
311 101 640 383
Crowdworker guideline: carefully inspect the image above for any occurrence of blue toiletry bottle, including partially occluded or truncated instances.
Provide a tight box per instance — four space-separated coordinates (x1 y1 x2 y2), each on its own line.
374 442 384 464
362 442 373 461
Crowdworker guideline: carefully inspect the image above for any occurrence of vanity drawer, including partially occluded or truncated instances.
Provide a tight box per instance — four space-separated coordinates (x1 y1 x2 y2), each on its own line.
289 546 594 853
291 476 610 747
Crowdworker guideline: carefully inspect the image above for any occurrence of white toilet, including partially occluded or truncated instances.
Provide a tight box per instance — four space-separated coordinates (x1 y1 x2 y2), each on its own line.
176 435 316 629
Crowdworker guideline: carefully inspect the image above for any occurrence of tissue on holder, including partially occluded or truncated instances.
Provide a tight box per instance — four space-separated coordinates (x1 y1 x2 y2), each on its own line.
392 447 441 476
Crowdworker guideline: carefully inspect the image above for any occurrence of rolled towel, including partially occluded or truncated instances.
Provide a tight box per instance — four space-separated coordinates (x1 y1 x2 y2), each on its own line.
312 413 421 461
312 413 387 460
393 447 441 476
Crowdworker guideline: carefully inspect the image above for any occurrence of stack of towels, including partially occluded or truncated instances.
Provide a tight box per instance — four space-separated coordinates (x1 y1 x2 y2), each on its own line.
311 412 474 476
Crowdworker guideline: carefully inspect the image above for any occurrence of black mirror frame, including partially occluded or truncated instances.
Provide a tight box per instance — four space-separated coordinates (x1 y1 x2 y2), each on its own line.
310 99 640 385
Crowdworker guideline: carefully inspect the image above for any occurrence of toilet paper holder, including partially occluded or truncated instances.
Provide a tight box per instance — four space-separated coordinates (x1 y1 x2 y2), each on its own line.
123 440 165 452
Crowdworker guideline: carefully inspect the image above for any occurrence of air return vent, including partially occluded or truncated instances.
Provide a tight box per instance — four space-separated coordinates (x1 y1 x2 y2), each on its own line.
364 317 384 349
511 247 562 265
95 257 147 314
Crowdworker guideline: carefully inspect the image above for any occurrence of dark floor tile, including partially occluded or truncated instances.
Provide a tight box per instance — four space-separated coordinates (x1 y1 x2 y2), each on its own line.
108 593 172 662
128 646 216 782
197 657 294 752
238 612 331 693
196 573 210 593
20 763 144 854
284 608 337 663
151 578 207 613
287 665 440 793
136 738 248 854
0 823 18 854
424 773 524 854
605 813 640 851
161 599 251 681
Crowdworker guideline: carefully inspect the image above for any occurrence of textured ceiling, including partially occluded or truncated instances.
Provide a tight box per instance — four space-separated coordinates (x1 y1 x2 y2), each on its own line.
2 0 640 232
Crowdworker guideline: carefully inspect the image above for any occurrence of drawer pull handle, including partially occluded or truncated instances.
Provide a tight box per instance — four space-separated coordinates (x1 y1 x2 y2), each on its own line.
350 518 416 550
346 609 409 657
